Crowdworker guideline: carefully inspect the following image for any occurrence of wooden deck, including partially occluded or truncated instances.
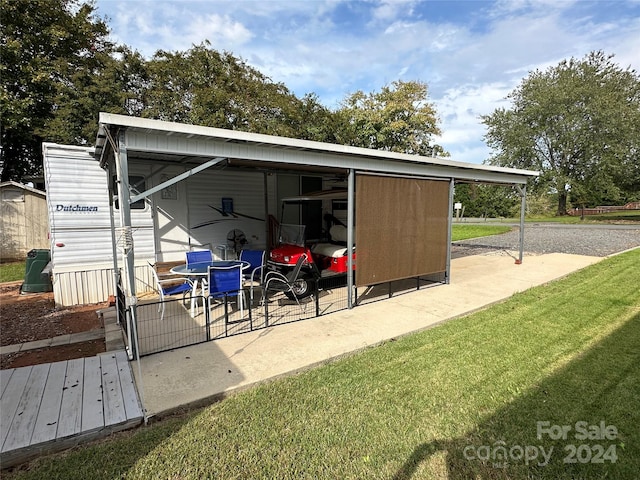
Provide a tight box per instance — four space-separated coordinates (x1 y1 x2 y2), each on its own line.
0 350 143 468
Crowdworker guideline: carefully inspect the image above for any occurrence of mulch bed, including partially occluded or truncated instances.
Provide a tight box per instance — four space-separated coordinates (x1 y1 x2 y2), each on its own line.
0 282 107 369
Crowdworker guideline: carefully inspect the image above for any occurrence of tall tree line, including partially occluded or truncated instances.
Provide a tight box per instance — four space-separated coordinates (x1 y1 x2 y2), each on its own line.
482 51 640 214
11 1 637 216
1 0 115 180
1 0 443 183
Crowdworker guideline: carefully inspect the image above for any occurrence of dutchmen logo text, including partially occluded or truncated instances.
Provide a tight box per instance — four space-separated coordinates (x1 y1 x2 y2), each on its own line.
55 204 99 212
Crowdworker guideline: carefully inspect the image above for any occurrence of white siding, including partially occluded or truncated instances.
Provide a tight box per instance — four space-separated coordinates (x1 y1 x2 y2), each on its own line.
149 167 190 262
43 144 272 305
43 144 156 306
186 169 267 257
53 265 153 306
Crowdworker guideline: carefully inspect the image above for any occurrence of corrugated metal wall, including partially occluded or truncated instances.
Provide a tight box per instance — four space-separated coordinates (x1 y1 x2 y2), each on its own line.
52 264 153 306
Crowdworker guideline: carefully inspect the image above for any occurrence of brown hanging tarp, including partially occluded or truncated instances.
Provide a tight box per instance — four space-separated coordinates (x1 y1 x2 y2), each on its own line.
355 175 449 287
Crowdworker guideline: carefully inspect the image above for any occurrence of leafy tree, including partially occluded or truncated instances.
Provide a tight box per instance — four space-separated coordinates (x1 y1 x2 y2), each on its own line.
141 43 331 140
292 93 341 144
1 0 113 181
482 51 640 215
43 45 147 145
454 183 518 218
142 61 446 155
524 191 558 217
1 1 449 185
337 80 445 156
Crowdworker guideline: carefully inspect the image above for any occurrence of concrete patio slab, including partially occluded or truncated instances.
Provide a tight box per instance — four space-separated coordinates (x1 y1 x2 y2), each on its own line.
133 251 603 418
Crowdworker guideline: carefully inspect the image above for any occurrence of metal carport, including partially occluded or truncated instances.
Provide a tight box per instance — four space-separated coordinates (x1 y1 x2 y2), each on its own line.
94 112 537 354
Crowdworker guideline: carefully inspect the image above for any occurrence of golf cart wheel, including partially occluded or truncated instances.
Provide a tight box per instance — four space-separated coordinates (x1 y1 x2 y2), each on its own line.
285 276 314 300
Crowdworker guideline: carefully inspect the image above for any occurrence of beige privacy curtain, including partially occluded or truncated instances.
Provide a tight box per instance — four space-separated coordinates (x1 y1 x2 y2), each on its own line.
355 175 449 287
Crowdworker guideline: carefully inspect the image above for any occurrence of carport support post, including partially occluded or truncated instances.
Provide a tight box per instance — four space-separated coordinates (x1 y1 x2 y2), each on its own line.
114 130 138 358
263 172 269 251
516 184 526 264
347 169 355 309
106 162 120 322
115 131 136 300
446 178 454 284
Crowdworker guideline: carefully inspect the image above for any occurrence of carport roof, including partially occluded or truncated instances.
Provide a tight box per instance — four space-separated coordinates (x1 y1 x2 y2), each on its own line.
96 112 538 184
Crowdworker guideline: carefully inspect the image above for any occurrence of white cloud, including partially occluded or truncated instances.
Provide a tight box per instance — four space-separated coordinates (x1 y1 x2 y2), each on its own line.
433 83 512 162
96 0 640 164
371 0 418 22
185 14 254 48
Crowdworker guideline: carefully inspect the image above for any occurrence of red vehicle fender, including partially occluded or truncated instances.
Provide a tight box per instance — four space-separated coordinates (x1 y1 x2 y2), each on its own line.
269 244 314 267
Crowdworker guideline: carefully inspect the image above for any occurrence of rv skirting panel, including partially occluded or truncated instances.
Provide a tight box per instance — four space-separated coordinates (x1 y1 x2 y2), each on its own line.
52 265 154 307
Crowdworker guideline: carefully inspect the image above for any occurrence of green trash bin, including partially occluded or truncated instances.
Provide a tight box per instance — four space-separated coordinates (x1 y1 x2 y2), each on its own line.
22 249 53 293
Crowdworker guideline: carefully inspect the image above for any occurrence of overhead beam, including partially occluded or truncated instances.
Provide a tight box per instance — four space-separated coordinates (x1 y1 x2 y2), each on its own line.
129 157 226 204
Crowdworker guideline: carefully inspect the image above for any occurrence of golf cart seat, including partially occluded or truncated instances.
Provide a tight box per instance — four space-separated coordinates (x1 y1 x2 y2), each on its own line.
312 243 348 258
311 225 354 258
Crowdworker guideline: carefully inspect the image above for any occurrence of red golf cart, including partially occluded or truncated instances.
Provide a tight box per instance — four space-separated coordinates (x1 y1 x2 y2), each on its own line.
267 190 355 299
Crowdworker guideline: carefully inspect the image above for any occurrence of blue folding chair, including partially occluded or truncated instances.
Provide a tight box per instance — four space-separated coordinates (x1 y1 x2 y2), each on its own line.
239 249 265 279
207 264 250 334
239 249 266 303
186 249 213 304
186 249 213 267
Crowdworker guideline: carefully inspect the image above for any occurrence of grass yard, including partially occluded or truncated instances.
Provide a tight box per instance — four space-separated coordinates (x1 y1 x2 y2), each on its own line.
0 261 25 283
523 210 640 224
451 224 511 241
5 250 639 479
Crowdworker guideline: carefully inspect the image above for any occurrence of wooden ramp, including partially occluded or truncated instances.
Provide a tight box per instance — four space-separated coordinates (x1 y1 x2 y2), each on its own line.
1 350 143 468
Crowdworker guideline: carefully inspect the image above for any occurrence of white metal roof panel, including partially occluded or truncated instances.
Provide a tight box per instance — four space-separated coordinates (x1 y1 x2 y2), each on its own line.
96 112 539 184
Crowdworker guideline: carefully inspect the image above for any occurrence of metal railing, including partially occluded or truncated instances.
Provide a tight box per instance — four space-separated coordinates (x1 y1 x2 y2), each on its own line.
129 273 446 357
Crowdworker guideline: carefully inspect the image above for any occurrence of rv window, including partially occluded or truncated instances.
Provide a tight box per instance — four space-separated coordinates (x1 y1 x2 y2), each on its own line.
112 175 146 210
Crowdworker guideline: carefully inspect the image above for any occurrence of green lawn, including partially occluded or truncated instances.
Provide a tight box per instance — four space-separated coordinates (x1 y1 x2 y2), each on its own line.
8 248 639 479
0 261 25 283
451 224 511 241
515 210 640 224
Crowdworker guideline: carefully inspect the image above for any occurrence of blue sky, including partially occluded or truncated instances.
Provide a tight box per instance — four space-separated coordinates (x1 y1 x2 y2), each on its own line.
94 0 640 164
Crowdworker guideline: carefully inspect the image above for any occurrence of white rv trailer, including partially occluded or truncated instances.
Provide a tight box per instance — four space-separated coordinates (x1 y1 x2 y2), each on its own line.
43 143 272 306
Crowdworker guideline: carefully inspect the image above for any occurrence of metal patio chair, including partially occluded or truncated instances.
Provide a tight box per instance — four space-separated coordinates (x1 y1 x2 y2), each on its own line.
239 249 266 304
186 249 213 267
149 262 195 321
261 253 309 312
207 263 250 334
186 248 214 294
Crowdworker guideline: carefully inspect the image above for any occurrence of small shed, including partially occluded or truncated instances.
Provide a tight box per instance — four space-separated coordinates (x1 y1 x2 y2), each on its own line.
0 181 49 261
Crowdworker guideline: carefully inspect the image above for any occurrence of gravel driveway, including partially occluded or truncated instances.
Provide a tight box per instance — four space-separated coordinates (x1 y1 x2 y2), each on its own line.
452 223 640 257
